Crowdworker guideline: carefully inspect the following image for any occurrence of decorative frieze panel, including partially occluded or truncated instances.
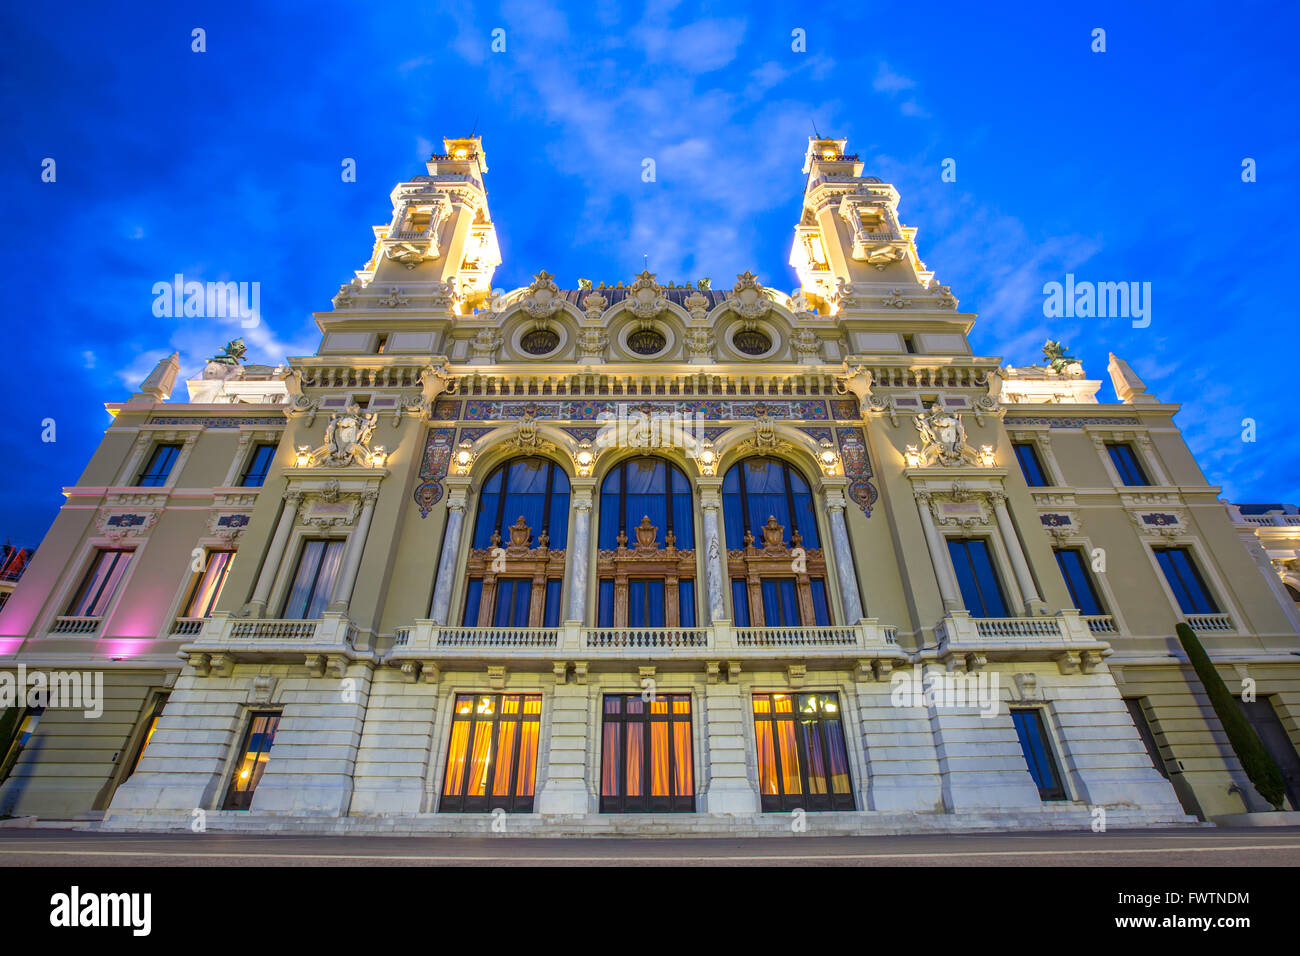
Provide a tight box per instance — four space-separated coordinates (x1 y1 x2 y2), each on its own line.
413 427 456 518
460 398 833 422
96 510 159 540
1131 510 1187 538
836 427 877 515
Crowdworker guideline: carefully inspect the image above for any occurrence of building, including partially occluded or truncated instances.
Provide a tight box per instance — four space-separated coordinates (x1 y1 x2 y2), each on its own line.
0 544 34 612
1 135 1298 833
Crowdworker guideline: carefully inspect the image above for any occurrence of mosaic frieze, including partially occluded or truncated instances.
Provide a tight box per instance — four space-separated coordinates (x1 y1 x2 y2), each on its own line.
147 416 286 428
461 399 831 422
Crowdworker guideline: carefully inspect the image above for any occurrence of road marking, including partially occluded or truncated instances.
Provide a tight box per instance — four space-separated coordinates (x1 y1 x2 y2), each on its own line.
0 843 1297 863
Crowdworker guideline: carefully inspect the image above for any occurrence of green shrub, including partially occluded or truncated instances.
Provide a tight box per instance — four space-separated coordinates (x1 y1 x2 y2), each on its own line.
1175 622 1286 811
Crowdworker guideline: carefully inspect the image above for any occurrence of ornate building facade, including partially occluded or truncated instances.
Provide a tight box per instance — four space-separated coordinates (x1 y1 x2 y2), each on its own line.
2 136 1298 833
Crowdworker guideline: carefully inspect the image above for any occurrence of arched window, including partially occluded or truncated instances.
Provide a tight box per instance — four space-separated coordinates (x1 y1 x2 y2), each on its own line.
596 457 697 628
460 457 569 628
722 457 831 627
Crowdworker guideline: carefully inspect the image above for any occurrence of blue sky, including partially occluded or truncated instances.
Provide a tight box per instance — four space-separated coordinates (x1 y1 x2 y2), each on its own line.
2 1 1298 545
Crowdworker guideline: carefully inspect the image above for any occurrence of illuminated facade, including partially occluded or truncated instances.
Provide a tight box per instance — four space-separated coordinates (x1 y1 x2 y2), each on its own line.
2 136 1298 833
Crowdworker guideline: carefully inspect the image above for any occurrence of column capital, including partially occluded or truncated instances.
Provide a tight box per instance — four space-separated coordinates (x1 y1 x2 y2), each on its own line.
283 489 304 505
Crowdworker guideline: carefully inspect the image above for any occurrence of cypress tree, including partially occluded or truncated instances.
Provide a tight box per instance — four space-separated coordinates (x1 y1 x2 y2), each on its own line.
1175 622 1286 811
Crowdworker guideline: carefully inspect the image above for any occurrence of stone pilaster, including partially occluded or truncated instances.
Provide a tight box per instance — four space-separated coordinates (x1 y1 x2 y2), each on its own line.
428 479 470 625
349 666 440 815
535 676 592 814
699 680 760 814
329 490 378 613
824 486 865 623
565 481 595 623
991 491 1046 614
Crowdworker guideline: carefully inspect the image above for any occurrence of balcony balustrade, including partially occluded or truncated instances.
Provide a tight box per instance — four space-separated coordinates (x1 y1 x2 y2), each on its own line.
50 615 100 635
386 620 901 664
933 610 1108 672
1185 613 1234 633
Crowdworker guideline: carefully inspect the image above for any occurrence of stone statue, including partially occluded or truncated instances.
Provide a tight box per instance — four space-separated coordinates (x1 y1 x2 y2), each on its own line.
208 339 247 366
1042 339 1078 374
308 404 381 466
914 402 977 466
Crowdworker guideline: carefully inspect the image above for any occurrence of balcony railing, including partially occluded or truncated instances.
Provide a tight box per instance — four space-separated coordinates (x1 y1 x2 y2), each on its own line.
1240 514 1300 527
182 612 359 653
934 612 1098 651
387 620 901 657
1082 615 1117 635
1186 613 1234 632
586 627 710 649
734 625 862 647
51 615 100 634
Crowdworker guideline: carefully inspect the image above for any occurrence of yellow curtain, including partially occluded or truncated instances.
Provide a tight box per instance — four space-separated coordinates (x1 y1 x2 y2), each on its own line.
651 723 670 796
672 720 693 796
467 722 493 797
443 722 469 795
516 720 538 797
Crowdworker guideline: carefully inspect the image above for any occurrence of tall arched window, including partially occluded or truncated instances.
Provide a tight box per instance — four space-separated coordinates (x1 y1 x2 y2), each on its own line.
461 457 569 628
596 457 697 627
722 457 831 627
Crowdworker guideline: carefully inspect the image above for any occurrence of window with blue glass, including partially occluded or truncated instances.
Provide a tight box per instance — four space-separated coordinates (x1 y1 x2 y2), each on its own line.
1011 708 1067 800
461 457 570 627
240 443 277 487
947 538 1009 617
1054 548 1106 616
473 457 569 549
596 457 697 627
722 457 819 549
1153 547 1220 614
282 539 345 619
137 443 181 487
1013 442 1049 487
723 458 835 626
1106 443 1150 486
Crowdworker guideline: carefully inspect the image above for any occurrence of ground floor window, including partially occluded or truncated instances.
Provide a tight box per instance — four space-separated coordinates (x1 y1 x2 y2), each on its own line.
223 711 281 810
440 694 541 812
127 693 169 777
600 694 694 812
752 692 854 811
0 706 43 785
1010 707 1066 800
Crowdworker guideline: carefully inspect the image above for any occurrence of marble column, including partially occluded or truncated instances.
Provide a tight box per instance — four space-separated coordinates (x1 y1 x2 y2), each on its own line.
915 491 963 612
698 482 727 623
565 483 594 623
991 491 1045 614
248 491 302 617
329 491 378 613
428 483 470 625
824 490 865 623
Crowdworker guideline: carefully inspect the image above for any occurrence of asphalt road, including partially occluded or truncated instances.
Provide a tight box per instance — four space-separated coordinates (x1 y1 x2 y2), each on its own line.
2 826 1300 866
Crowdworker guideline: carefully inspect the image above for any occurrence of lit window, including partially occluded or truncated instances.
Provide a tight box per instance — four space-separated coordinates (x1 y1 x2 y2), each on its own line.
183 551 234 618
137 443 182 487
0 707 43 785
66 549 133 618
600 695 694 812
1010 708 1066 800
240 444 276 487
126 694 169 778
222 711 281 810
752 693 854 811
440 694 541 812
282 539 345 619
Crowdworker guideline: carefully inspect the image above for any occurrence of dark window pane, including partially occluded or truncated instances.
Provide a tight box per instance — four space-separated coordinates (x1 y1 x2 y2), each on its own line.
1014 442 1048 487
138 444 181 487
1054 549 1104 615
731 579 750 626
241 444 276 487
1155 547 1219 614
462 579 482 626
598 580 614 627
1107 443 1150 486
544 579 562 627
948 538 1008 617
1011 708 1066 800
678 579 696 627
810 578 831 625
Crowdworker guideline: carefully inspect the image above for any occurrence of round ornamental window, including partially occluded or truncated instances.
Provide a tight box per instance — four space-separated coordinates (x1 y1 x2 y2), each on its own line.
627 327 667 355
733 328 772 356
521 327 560 355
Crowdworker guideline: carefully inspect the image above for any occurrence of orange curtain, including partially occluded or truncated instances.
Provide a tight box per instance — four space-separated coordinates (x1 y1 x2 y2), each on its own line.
650 723 670 796
601 723 620 796
467 722 493 797
515 720 539 797
625 724 643 796
443 723 469 795
492 721 517 796
672 720 693 796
